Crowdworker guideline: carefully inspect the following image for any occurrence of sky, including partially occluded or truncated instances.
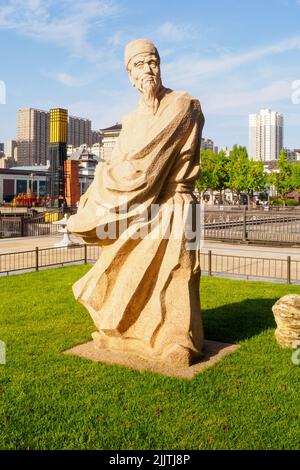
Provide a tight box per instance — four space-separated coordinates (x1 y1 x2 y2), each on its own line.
0 0 300 151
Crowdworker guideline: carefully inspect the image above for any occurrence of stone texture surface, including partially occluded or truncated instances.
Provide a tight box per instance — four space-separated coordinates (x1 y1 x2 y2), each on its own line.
272 294 300 348
64 340 240 380
67 39 205 368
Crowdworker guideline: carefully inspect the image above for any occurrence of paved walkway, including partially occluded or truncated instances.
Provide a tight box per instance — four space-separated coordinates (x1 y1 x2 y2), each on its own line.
0 235 299 259
0 234 82 254
202 240 300 260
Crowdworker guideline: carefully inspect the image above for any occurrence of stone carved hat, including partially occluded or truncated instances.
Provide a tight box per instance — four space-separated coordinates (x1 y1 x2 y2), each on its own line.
124 39 160 69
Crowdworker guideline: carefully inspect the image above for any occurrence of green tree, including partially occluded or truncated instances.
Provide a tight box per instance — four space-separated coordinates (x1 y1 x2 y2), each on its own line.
196 149 217 200
212 150 229 204
244 160 267 206
197 149 229 204
226 146 268 206
226 145 249 204
291 162 300 192
269 151 294 205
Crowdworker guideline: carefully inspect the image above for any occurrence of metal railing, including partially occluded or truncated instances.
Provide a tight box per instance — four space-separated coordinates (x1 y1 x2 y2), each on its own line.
204 209 300 244
0 217 23 238
0 244 101 275
0 209 64 238
200 251 300 284
0 206 49 215
1 205 300 245
0 245 299 284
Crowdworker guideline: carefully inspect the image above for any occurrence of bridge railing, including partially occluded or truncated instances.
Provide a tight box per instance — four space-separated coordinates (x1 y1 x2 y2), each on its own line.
204 209 300 244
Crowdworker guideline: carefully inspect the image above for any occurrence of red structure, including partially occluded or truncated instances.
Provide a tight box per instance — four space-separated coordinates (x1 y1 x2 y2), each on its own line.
64 160 80 207
287 191 300 204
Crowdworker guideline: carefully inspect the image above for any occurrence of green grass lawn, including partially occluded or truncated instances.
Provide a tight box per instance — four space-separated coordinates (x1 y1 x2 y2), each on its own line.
0 265 300 450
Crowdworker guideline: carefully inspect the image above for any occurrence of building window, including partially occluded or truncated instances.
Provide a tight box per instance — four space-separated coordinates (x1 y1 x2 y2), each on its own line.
39 180 47 196
16 180 28 195
3 179 15 202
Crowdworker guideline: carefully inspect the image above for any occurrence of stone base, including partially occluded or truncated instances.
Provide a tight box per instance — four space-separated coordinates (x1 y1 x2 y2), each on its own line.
91 331 202 368
64 339 240 379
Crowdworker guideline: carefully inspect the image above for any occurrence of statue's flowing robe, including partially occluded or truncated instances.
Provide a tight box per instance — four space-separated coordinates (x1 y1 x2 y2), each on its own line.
68 88 205 364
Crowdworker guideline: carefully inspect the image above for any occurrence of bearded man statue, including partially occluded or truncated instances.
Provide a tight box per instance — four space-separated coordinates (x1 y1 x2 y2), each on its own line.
67 39 205 367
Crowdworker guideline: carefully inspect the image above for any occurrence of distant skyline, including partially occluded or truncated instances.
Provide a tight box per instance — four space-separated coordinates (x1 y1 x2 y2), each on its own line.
0 0 300 150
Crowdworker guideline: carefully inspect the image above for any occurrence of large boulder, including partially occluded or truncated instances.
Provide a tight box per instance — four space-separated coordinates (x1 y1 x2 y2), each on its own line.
272 295 300 348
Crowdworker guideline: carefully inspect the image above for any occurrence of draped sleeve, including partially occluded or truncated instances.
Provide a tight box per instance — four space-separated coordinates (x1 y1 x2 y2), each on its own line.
67 92 204 241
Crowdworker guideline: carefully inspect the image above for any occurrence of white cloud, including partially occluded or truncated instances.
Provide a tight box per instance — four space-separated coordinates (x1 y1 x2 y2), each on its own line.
156 21 190 43
55 73 93 87
202 80 293 116
0 0 119 60
163 35 300 85
65 91 137 129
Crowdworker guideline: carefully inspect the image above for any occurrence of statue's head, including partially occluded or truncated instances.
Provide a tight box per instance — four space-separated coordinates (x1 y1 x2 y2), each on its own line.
125 39 162 111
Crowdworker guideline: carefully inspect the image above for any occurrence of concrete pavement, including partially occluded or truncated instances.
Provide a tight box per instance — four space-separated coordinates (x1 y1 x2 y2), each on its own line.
202 240 300 260
0 235 299 259
0 234 82 254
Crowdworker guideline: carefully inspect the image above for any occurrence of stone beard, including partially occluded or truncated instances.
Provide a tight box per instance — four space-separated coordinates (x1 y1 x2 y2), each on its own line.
139 74 160 114
67 39 205 367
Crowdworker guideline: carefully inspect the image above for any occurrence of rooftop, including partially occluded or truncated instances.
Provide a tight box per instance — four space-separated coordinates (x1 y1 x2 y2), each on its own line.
10 165 49 172
100 123 122 132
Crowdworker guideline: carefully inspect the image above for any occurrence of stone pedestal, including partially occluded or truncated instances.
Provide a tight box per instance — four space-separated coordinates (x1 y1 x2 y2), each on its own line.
64 340 240 379
53 215 77 248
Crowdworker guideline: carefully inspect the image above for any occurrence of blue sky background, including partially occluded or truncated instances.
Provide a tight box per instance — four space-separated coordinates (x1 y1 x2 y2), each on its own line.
0 0 300 151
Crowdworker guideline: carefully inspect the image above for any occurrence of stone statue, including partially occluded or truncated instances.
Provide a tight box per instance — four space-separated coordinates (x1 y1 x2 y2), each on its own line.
67 39 205 367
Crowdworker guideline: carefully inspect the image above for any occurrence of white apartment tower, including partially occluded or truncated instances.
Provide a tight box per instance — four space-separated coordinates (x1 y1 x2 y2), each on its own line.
249 109 284 161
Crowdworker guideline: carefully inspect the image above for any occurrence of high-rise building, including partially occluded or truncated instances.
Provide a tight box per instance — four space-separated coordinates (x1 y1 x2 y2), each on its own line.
91 130 100 145
249 109 284 161
48 108 68 205
17 108 94 167
6 140 18 161
17 108 50 166
68 116 92 147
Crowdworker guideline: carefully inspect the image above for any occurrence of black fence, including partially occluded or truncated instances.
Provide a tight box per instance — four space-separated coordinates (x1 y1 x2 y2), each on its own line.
0 244 101 275
1 245 299 284
200 251 300 284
